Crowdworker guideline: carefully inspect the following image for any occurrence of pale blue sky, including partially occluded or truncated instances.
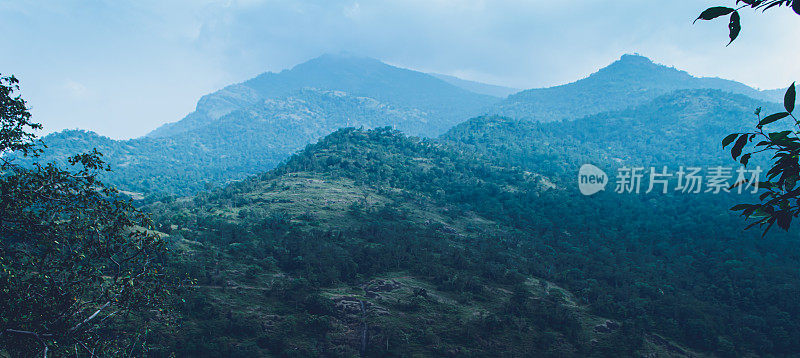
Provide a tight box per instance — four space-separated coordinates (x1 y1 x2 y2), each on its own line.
1 0 798 139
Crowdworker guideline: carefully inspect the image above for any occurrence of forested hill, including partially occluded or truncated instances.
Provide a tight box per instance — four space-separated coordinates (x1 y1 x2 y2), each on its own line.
438 90 800 355
148 127 800 356
149 127 691 356
25 89 439 195
147 53 499 138
491 54 783 122
446 89 780 182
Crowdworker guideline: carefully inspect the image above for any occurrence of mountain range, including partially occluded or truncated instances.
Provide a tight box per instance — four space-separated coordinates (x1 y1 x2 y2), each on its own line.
26 53 789 197
147 54 498 139
19 52 800 356
444 89 780 182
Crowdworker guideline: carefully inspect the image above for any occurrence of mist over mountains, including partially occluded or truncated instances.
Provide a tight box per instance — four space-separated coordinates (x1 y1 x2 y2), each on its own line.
30 53 785 196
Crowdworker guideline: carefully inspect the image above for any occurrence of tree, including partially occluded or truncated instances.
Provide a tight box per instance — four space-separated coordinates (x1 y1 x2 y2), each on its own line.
695 1 800 234
0 74 170 357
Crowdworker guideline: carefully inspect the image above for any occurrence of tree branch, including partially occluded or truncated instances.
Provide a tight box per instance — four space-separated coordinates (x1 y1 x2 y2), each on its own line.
69 301 111 334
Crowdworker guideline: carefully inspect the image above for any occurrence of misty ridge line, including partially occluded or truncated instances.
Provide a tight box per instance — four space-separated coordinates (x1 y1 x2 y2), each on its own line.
144 52 783 139
22 52 792 197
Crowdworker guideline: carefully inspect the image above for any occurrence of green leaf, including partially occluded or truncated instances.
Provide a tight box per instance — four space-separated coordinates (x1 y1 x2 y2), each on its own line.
736 0 761 6
731 134 749 160
729 180 746 190
730 204 753 211
695 7 735 23
740 153 751 166
785 82 796 113
727 11 741 46
777 211 792 231
759 112 790 126
722 133 739 148
768 131 794 145
763 1 786 12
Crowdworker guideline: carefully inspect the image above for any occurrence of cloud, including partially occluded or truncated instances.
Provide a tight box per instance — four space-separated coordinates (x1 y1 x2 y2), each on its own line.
343 2 360 19
1 0 799 139
63 80 90 100
184 0 800 89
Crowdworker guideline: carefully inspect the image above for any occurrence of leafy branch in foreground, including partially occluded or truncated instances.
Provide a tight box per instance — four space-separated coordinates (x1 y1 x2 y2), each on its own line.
0 74 172 357
696 1 800 234
695 1 800 45
723 83 800 233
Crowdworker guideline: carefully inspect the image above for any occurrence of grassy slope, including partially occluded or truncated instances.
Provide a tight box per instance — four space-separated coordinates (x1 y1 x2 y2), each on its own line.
149 143 700 356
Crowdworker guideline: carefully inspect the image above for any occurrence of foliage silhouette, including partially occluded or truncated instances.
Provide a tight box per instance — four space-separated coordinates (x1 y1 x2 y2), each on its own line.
696 0 800 234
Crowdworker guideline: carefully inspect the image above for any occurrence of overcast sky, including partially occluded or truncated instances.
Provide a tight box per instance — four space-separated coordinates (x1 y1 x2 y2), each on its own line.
1 0 799 139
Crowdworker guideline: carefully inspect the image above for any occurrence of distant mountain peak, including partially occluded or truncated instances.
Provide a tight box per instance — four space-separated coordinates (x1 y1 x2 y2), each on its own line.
291 53 386 71
591 53 684 80
617 53 655 64
493 53 780 122
146 53 498 138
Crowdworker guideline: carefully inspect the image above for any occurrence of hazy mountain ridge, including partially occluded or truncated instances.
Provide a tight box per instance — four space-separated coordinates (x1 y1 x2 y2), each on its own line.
146 84 263 138
491 54 784 122
27 53 790 198
429 73 520 97
147 54 498 138
29 89 435 195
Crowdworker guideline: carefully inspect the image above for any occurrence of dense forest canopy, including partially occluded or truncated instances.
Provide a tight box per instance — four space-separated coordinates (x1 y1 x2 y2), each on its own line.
136 126 800 356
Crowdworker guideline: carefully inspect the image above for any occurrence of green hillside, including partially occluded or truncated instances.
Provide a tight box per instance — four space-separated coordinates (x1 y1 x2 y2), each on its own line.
143 128 708 357
446 89 781 182
138 127 800 357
